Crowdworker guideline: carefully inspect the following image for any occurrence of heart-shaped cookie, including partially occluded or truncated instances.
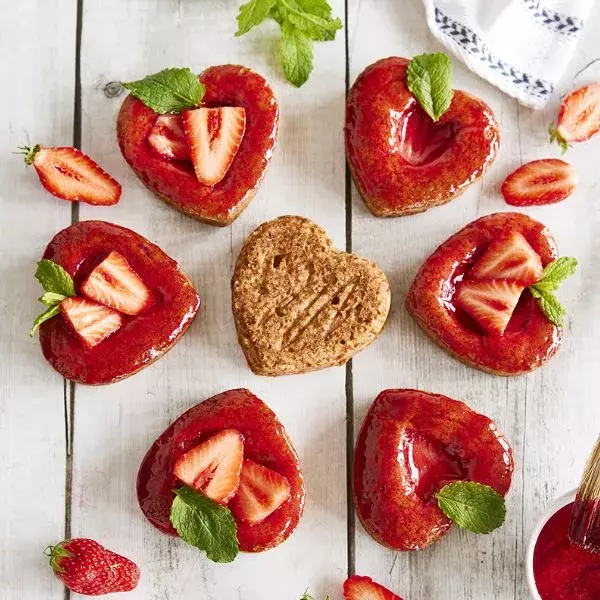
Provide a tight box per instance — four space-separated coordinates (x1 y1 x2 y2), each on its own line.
232 216 391 376
117 65 278 226
345 57 500 217
38 221 200 384
406 212 561 375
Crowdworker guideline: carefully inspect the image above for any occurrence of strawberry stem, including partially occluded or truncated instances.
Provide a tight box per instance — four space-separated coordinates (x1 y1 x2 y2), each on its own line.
548 124 570 155
44 542 72 574
16 143 42 166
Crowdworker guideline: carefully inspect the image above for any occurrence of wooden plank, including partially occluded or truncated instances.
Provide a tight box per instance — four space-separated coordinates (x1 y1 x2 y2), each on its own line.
0 2 75 598
73 1 348 598
348 0 600 598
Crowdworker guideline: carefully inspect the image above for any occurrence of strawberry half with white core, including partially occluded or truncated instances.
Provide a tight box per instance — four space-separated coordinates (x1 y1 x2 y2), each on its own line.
182 106 246 186
469 231 543 286
173 429 244 504
550 82 600 150
343 575 404 600
81 251 151 316
454 280 524 336
20 145 121 206
61 297 123 349
148 114 189 161
501 159 578 207
229 459 291 525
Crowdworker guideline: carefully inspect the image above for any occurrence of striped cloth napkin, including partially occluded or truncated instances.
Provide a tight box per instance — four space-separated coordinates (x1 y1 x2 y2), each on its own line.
423 0 594 108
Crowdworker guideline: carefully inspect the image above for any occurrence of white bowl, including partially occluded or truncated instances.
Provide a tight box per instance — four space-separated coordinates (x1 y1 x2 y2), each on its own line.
525 488 577 599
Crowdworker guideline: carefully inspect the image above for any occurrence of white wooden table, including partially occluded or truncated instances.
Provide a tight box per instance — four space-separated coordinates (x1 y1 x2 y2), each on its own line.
2 1 600 598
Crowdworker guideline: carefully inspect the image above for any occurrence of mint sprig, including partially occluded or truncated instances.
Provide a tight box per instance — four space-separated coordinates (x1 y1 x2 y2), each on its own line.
528 257 577 326
407 53 454 122
30 260 75 336
170 486 239 563
123 68 205 114
235 0 342 87
437 481 506 534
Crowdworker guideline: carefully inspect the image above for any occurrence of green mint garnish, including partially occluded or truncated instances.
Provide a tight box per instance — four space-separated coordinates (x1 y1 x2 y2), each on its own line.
170 486 239 563
123 68 205 114
235 0 342 87
407 53 454 122
437 481 506 534
528 257 577 326
30 260 76 336
548 123 570 155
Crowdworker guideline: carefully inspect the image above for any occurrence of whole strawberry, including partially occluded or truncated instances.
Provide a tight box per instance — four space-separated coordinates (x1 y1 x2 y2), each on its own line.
46 538 140 595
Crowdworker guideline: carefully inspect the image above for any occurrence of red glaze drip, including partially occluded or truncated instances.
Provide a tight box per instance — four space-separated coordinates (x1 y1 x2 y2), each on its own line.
353 389 513 551
533 502 600 600
345 56 499 216
406 212 562 375
38 221 200 385
137 389 305 553
117 65 278 226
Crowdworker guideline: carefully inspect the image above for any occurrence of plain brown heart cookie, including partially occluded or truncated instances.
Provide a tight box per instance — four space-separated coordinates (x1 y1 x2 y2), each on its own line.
232 216 391 376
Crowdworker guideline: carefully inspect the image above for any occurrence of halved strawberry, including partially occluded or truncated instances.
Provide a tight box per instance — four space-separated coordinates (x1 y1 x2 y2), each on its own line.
229 459 291 525
343 575 403 600
81 251 151 316
454 280 524 335
60 297 123 349
173 429 244 504
501 159 578 206
182 106 246 186
148 114 189 161
20 145 121 206
550 82 600 150
469 231 543 285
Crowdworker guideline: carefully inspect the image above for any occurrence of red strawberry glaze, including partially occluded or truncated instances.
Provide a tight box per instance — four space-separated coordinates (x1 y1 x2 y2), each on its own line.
354 389 513 551
137 389 305 553
406 212 561 375
38 221 200 385
117 65 278 226
533 502 600 600
345 57 499 217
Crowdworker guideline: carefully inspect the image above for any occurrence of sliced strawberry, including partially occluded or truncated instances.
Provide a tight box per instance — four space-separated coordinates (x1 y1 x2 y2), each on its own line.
343 575 404 600
173 429 244 504
554 82 600 145
229 459 291 525
501 159 578 206
148 114 189 161
81 251 151 316
60 297 123 349
182 106 246 186
21 145 121 206
469 231 543 285
454 280 524 336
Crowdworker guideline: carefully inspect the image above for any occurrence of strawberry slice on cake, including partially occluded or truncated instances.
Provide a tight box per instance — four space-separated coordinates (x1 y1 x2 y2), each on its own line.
343 575 404 600
148 114 189 161
60 297 123 349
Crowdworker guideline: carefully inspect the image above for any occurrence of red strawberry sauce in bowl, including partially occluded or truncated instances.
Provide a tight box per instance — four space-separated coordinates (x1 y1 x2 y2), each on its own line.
527 489 600 599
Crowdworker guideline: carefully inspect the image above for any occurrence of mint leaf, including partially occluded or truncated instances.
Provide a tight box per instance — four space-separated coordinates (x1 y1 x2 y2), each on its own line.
437 481 506 534
170 486 238 563
39 291 67 306
123 68 205 114
407 53 454 122
236 0 277 36
279 0 342 41
528 257 577 326
30 305 60 337
35 260 75 297
281 21 314 87
549 123 570 155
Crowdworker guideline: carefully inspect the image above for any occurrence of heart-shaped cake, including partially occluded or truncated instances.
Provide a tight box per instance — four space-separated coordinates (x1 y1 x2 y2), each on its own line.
406 212 571 375
354 389 513 551
232 216 391 376
345 57 500 217
37 221 200 384
117 65 278 226
137 388 305 553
